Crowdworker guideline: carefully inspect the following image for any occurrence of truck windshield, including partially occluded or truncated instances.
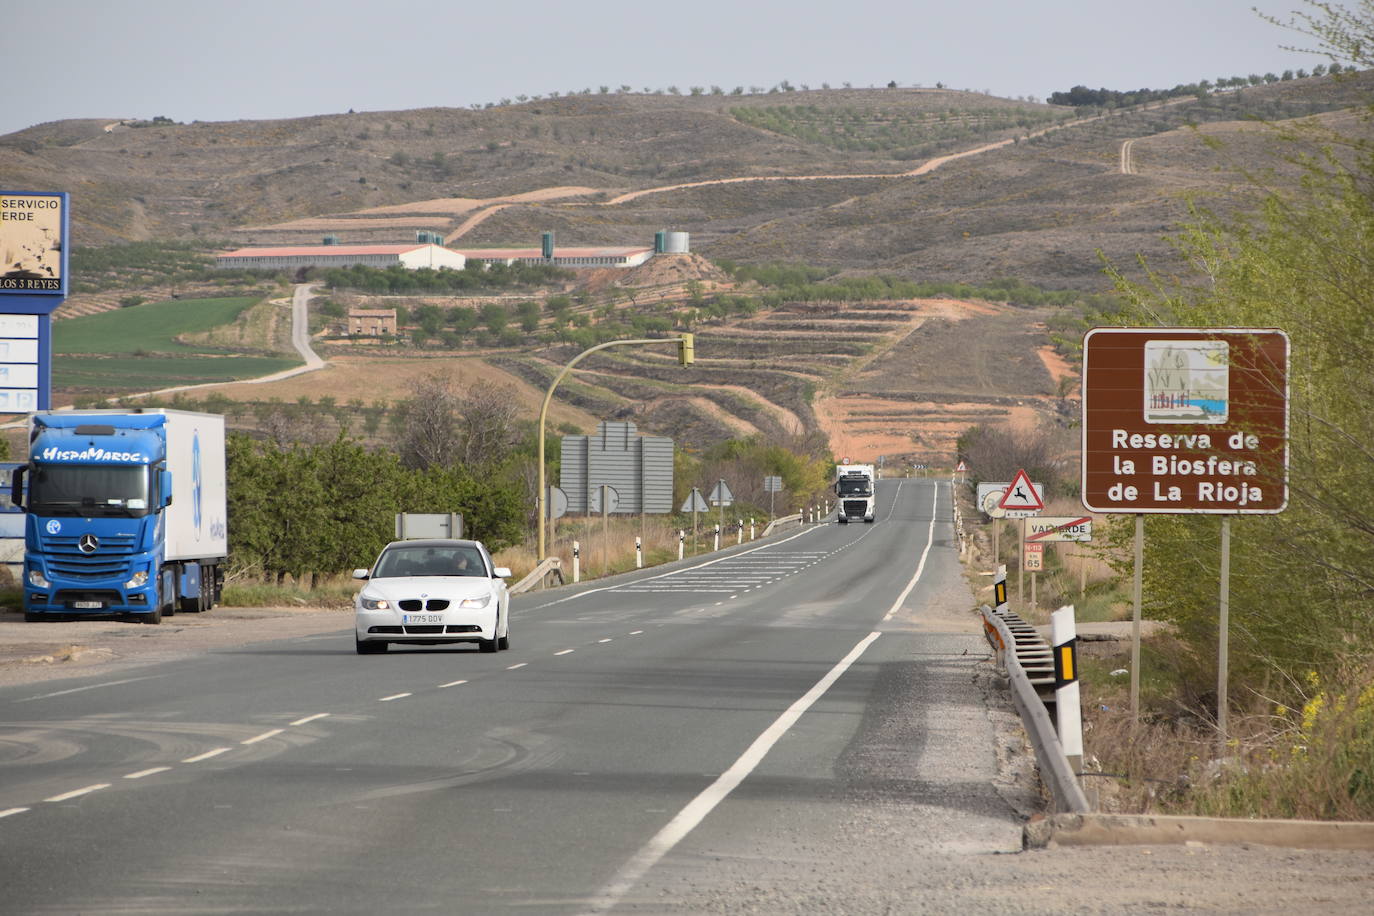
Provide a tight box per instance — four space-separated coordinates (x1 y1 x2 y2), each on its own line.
28 464 153 517
837 478 872 497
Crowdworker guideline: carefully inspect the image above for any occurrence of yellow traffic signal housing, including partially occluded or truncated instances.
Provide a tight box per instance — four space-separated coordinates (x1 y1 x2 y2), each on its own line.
678 333 694 366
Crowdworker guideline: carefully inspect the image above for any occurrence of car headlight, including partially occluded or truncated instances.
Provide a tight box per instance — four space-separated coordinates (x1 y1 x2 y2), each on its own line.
359 596 390 610
459 593 492 609
125 570 149 589
28 569 50 589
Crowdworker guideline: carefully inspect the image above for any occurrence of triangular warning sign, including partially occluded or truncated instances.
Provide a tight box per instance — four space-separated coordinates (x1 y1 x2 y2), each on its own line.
998 469 1044 511
955 460 968 472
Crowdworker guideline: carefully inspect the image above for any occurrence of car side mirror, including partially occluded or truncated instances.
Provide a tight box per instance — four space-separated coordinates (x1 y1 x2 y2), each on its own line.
493 567 512 579
352 568 370 580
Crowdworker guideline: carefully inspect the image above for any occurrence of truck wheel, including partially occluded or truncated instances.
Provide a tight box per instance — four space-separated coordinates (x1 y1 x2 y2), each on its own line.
141 606 163 625
23 612 42 622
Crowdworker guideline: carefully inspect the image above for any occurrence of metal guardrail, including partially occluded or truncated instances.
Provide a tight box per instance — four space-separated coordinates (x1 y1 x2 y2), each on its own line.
982 604 1091 814
759 513 803 538
510 557 563 594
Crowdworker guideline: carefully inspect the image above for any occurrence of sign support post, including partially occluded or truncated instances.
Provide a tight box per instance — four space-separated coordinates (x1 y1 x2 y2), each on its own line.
1132 514 1143 724
1218 515 1232 753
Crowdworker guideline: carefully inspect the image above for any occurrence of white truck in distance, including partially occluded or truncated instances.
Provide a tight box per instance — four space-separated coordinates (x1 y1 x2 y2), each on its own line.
835 463 876 523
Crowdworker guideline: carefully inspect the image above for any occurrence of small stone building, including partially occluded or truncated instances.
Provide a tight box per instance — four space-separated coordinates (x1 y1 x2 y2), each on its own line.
348 308 397 337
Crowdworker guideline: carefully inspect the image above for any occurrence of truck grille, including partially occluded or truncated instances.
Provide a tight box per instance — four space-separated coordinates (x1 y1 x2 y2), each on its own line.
48 558 131 580
844 500 869 515
45 534 139 556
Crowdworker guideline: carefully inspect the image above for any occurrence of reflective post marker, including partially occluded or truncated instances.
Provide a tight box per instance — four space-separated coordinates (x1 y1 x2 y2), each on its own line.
713 524 720 552
572 541 581 584
635 536 642 569
994 564 1008 615
1051 605 1083 777
678 529 684 561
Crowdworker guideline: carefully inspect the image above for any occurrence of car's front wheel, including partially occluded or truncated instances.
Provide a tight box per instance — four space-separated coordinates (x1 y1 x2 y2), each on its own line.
356 636 388 654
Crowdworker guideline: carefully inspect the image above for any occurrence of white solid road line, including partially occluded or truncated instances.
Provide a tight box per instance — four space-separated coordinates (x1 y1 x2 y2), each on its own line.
182 747 232 763
241 728 286 744
124 766 172 780
290 713 331 726
15 674 166 704
45 784 111 803
582 631 883 915
884 483 941 622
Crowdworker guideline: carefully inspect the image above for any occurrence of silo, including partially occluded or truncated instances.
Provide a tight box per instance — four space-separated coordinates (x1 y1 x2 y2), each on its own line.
654 230 666 253
541 231 554 259
664 231 690 253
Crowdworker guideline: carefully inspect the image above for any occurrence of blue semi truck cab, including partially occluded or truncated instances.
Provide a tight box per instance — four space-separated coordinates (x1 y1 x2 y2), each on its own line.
11 409 227 624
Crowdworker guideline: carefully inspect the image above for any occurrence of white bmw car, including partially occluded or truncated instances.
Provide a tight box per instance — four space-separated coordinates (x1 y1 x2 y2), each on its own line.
353 538 512 655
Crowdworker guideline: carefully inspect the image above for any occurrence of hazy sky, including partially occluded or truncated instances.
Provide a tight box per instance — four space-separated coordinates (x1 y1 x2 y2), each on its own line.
3 0 1329 136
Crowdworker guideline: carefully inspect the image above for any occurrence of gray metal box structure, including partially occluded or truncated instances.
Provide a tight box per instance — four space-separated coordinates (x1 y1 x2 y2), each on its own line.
561 421 673 514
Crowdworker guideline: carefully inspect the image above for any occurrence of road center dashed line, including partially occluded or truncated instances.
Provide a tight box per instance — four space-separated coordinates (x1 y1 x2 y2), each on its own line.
124 766 171 780
555 649 575 656
45 784 110 803
182 747 231 764
242 728 286 744
378 693 411 703
437 679 469 688
290 713 331 726
0 807 30 818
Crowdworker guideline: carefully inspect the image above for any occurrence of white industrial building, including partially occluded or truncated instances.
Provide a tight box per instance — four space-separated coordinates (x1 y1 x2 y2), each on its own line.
215 243 466 271
454 246 655 269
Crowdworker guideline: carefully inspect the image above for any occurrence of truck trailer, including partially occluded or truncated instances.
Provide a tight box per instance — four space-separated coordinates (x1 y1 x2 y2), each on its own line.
11 409 227 623
835 463 876 523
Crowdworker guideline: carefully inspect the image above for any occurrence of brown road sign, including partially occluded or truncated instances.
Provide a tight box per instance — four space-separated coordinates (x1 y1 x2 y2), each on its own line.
1081 328 1288 514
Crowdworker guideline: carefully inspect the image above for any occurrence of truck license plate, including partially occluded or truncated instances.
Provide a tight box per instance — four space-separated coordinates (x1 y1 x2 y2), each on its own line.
72 600 103 609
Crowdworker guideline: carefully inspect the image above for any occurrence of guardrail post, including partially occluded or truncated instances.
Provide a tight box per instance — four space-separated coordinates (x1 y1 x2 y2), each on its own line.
635 536 642 569
678 529 684 561
1051 605 1084 777
713 524 720 551
572 540 580 583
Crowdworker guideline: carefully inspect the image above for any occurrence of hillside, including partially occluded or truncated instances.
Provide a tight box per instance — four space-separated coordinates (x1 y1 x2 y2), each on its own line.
7 76 1374 462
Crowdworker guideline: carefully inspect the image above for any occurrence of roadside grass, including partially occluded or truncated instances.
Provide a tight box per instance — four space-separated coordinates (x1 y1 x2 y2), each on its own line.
221 577 357 609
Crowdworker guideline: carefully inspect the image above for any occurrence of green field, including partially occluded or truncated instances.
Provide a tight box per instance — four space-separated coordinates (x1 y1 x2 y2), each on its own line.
55 296 259 354
54 296 299 391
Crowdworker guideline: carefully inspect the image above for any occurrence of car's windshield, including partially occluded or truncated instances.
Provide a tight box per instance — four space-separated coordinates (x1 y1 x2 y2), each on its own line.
373 545 487 578
837 477 872 497
28 463 154 517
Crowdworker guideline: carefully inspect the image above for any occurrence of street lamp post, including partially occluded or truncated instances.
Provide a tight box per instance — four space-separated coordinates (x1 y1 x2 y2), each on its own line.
537 335 693 561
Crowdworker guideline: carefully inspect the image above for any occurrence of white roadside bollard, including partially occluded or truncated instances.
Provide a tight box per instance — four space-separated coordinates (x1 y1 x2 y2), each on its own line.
749 517 755 540
713 524 720 552
1052 604 1084 778
678 529 684 561
635 536 643 569
572 540 581 584
737 518 743 545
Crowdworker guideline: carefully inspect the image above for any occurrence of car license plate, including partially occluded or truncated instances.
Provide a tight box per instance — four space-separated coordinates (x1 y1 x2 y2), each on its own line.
72 600 103 609
403 613 443 624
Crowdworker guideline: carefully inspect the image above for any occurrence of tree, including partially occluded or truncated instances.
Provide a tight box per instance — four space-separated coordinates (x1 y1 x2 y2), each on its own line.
391 373 463 470
1103 103 1374 697
457 383 522 467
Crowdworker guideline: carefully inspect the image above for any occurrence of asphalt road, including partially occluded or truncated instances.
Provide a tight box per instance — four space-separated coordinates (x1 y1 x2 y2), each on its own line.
0 480 1026 913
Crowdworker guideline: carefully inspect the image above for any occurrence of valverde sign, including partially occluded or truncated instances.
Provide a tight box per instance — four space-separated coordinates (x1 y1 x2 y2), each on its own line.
1081 328 1289 514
